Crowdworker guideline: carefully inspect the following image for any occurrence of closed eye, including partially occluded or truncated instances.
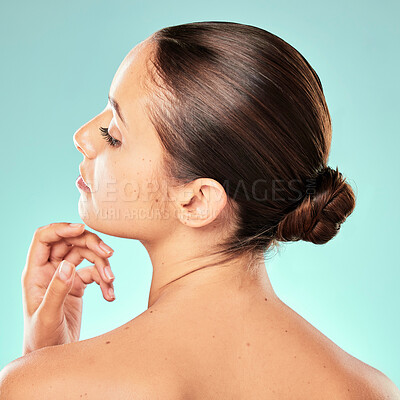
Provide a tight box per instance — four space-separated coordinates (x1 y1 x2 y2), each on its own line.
99 126 121 148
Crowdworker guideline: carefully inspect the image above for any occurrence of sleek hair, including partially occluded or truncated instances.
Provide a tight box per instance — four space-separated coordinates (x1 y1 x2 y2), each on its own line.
141 21 356 269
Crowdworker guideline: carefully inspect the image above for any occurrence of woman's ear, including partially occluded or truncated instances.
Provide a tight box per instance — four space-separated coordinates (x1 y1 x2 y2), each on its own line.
174 178 227 228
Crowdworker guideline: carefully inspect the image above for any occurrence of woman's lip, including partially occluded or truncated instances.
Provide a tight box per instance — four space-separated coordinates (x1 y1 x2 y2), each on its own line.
76 175 91 192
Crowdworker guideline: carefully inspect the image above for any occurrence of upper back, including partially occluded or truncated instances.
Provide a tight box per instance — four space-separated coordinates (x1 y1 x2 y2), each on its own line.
15 295 399 399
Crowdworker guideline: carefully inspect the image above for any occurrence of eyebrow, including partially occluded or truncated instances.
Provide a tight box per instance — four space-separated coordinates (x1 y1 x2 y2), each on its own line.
108 94 128 129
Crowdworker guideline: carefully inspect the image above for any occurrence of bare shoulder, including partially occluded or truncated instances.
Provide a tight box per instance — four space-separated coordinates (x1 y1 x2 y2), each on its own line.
328 361 400 400
0 317 187 399
270 299 400 399
302 330 400 398
0 343 112 399
288 355 400 400
0 346 67 399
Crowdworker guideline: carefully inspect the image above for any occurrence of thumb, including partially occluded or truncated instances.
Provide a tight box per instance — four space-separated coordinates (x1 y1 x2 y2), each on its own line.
38 260 76 321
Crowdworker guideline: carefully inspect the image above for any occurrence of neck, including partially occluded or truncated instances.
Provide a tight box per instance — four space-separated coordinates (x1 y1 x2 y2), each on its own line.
141 235 277 309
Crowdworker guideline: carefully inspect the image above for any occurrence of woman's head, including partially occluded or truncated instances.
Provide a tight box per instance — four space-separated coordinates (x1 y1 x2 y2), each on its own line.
73 39 172 243
73 21 356 271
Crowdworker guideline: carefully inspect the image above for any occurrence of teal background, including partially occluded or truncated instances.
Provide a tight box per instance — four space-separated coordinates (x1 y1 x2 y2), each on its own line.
1 0 399 387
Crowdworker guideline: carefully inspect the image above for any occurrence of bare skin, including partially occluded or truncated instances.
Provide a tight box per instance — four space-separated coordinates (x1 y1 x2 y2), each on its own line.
1 35 399 399
4 281 397 399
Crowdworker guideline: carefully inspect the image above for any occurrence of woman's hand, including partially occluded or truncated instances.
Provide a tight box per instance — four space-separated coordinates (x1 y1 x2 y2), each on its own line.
21 222 116 355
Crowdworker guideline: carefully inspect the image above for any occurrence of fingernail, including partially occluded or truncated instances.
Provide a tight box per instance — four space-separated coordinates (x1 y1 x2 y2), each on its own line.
108 287 115 299
69 223 84 228
104 266 114 280
59 260 74 281
99 241 114 255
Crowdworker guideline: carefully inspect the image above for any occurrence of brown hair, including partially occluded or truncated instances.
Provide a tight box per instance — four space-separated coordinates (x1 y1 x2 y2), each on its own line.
141 21 356 269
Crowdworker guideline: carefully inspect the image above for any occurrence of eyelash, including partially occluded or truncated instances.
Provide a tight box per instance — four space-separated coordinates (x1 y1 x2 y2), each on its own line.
99 126 121 148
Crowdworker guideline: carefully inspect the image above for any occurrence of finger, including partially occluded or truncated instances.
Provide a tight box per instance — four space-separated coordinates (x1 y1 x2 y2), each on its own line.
63 246 115 284
36 260 76 326
77 264 102 285
77 265 115 301
61 230 114 260
49 240 74 265
26 222 86 267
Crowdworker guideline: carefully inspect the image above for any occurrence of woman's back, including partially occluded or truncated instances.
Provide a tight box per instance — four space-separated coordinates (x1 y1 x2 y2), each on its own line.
32 290 392 400
131 294 388 399
4 276 398 399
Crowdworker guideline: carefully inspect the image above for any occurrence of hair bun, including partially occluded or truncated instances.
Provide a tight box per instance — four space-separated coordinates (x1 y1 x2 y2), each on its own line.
275 166 356 244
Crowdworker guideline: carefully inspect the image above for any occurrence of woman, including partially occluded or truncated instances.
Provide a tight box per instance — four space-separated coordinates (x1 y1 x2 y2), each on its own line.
1 21 399 399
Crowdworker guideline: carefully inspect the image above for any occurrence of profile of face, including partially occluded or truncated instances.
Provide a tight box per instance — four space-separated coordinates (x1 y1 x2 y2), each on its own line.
73 37 229 247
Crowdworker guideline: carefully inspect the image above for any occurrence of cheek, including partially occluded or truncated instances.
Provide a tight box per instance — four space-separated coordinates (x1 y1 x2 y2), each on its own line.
94 147 164 205
92 158 119 202
96 160 140 205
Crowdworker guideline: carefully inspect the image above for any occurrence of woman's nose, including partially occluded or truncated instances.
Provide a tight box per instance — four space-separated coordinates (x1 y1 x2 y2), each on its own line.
73 125 96 159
